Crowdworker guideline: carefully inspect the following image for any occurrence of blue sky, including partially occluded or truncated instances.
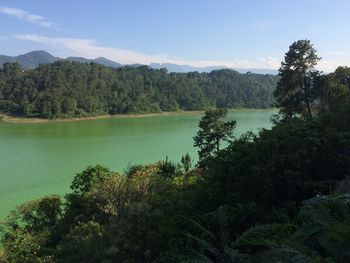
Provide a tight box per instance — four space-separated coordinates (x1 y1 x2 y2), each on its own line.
0 0 350 71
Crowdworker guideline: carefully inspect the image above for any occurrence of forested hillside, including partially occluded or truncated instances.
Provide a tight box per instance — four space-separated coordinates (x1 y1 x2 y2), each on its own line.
0 61 278 118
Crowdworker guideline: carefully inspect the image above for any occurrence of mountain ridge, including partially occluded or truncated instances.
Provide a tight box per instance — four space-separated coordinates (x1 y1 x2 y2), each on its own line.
0 50 278 75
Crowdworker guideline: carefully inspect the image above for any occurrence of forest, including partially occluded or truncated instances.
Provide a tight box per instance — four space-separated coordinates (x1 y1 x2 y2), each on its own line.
0 62 277 118
1 40 350 263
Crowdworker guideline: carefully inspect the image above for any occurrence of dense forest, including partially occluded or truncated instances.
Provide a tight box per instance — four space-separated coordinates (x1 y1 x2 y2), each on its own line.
1 40 350 263
0 62 278 118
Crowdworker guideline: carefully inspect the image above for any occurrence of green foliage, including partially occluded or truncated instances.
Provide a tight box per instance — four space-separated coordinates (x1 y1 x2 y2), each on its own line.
274 40 320 118
0 195 61 263
194 108 236 167
0 163 199 263
203 116 349 228
181 153 192 175
1 100 350 262
295 194 350 262
316 68 350 113
1 40 350 263
70 165 112 195
0 61 278 119
158 156 180 179
55 220 104 263
166 194 350 263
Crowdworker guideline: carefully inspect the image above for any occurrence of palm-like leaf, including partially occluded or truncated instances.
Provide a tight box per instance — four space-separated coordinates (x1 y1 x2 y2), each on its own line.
160 194 350 263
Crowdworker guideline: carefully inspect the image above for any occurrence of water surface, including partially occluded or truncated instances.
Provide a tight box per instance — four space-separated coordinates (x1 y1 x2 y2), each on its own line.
0 109 277 219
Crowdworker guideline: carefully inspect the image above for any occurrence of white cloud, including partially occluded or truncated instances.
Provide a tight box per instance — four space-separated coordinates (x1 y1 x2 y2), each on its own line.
13 34 281 69
314 50 350 72
0 7 55 28
317 60 348 73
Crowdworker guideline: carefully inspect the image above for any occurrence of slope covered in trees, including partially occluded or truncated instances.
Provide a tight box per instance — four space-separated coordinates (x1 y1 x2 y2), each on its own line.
0 61 278 119
1 40 350 263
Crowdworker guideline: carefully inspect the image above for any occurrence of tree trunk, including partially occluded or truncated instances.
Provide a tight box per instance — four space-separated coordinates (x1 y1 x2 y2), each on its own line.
305 94 313 119
216 137 220 153
303 75 313 119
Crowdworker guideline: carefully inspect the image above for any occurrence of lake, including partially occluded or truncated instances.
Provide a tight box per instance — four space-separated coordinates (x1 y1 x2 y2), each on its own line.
0 109 277 219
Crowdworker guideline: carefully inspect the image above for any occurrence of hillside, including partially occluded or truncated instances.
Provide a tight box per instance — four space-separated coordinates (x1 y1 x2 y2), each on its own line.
0 61 278 119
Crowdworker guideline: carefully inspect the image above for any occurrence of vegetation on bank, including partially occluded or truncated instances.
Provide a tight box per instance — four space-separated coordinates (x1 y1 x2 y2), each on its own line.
0 110 208 123
0 62 278 119
1 40 350 263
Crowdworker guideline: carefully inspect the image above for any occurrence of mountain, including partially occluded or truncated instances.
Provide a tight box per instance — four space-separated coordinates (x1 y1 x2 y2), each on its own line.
66 56 122 68
128 63 145 68
0 51 278 75
0 51 59 69
0 51 122 69
150 63 278 75
235 68 278 75
150 63 227 73
94 57 122 68
66 56 93 64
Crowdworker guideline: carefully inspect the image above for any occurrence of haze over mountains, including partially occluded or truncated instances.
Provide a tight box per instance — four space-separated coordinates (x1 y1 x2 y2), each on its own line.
0 50 278 75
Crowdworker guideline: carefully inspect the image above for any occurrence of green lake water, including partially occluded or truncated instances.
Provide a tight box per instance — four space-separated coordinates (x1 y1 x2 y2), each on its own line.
0 109 277 219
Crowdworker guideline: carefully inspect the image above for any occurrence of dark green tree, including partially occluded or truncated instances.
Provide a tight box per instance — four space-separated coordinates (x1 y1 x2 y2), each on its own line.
317 68 350 112
274 40 321 118
194 108 236 166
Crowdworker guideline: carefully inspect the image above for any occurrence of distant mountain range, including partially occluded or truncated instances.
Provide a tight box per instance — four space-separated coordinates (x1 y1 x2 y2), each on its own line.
0 51 123 70
66 56 122 68
0 50 278 75
150 63 278 75
0 51 59 69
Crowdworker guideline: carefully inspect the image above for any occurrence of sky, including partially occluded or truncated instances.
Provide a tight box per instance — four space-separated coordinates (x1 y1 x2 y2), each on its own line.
0 0 350 71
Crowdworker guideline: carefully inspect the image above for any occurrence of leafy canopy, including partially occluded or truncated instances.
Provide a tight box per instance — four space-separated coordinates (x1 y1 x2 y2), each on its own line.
194 108 236 167
274 40 321 118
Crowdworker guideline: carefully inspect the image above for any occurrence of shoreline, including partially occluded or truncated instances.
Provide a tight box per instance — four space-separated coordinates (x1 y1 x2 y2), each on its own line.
0 108 277 124
0 111 204 124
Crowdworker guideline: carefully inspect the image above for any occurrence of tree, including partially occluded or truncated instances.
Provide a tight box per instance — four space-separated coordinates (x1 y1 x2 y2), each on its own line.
181 153 191 175
317 70 349 112
70 165 112 195
274 40 321 118
0 195 62 262
193 108 236 166
62 97 78 115
163 194 350 263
